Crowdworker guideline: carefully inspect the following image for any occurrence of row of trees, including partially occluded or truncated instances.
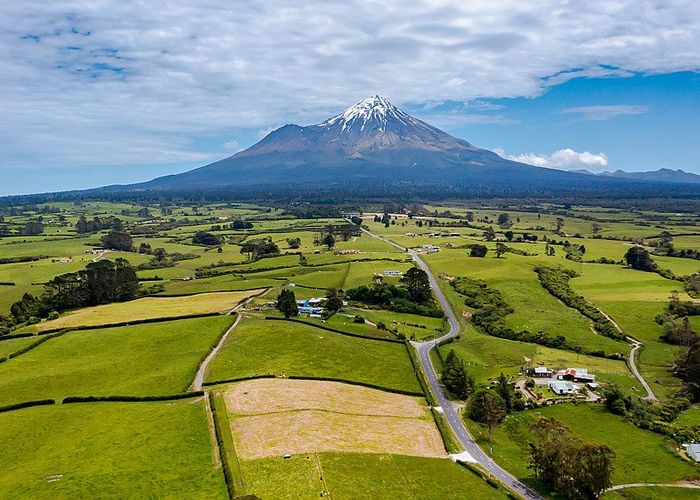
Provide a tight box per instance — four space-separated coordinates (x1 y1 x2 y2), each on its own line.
441 350 475 399
534 266 625 341
75 215 123 234
452 277 567 348
240 237 280 261
8 259 139 323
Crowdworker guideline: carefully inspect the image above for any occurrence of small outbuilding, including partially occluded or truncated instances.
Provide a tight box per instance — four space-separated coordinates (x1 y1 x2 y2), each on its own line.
686 443 700 462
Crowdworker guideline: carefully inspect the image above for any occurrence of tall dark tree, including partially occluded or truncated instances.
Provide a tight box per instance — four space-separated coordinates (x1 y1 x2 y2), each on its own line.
192 231 222 246
625 246 657 272
400 267 432 303
495 242 508 258
468 390 506 443
495 372 514 412
101 231 134 252
322 232 336 250
441 350 475 399
324 288 343 312
470 244 488 257
276 289 299 318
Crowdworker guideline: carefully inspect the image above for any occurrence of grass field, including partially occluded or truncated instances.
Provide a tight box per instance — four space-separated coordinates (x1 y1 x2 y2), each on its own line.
227 379 443 459
0 400 227 498
0 315 234 406
465 403 700 487
240 452 506 499
571 264 690 398
604 486 700 499
0 335 40 361
32 290 261 331
204 317 422 394
423 250 627 355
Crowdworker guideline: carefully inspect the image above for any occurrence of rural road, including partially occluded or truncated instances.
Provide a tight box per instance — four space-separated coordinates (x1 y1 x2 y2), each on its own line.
192 292 265 391
595 306 657 401
361 226 542 500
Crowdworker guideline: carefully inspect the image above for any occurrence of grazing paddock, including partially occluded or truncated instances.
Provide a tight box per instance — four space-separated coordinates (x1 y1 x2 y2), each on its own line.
205 317 421 394
35 290 261 331
0 400 227 498
224 379 442 460
240 452 506 499
466 403 700 487
0 315 234 407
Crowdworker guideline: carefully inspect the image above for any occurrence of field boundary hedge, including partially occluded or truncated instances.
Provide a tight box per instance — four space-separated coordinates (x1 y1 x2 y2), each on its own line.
404 341 432 402
431 407 461 454
0 399 55 414
203 374 424 397
37 311 223 335
209 392 245 499
0 329 71 364
61 391 205 404
264 316 403 343
156 285 273 298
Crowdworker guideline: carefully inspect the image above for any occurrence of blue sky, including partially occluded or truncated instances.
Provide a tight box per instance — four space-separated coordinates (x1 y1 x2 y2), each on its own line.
2 1 700 195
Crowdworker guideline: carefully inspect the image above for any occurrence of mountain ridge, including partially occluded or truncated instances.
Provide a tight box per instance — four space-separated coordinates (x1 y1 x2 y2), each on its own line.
100 96 700 195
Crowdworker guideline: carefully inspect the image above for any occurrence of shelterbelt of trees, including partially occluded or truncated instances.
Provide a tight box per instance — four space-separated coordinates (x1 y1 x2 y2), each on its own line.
2 259 139 332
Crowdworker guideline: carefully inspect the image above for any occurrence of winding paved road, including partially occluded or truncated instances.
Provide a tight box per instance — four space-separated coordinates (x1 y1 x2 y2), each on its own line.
361 227 542 499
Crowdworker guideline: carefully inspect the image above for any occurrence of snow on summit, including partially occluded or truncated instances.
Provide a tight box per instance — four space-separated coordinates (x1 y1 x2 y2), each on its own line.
320 95 425 133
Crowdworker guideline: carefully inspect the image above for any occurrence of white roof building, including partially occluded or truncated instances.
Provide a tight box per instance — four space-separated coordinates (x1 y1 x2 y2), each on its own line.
549 381 578 395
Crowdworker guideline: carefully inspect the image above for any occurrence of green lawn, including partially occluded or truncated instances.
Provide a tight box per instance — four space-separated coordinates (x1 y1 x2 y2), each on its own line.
240 452 506 499
465 403 699 487
204 317 421 394
0 315 234 406
0 400 227 498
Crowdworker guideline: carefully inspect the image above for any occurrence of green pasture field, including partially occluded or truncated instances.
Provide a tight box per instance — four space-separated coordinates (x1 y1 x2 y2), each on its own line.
204 316 421 394
653 255 700 276
675 406 700 426
30 290 257 331
465 403 699 488
255 263 350 289
571 264 689 398
341 260 414 289
0 335 38 360
0 315 234 406
0 283 41 316
604 487 700 499
157 274 281 295
240 452 506 499
295 312 398 340
423 249 627 356
346 307 445 340
0 400 226 498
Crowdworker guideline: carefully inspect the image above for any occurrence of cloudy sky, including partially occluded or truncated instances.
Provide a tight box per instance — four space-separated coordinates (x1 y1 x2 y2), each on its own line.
2 0 700 195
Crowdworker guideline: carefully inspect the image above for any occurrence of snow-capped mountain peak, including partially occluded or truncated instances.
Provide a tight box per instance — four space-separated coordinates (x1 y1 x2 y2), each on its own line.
320 95 424 133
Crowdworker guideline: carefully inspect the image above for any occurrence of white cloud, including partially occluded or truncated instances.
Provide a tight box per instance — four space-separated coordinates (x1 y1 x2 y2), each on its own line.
0 0 699 179
223 139 242 151
497 148 609 170
563 104 649 120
